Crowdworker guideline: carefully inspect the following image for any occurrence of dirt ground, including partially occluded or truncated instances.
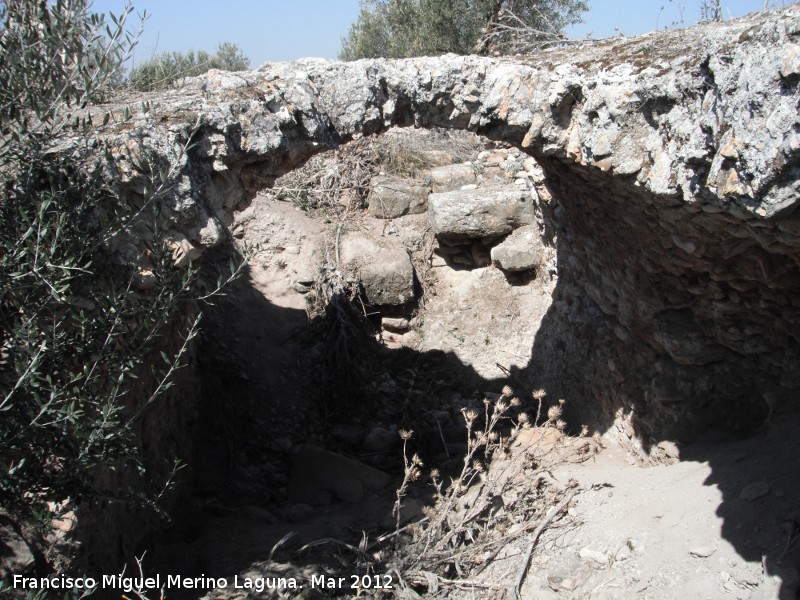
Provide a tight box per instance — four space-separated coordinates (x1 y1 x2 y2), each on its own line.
497 420 800 600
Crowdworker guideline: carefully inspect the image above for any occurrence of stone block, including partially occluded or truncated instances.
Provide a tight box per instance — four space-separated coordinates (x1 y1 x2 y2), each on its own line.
288 445 390 504
428 185 535 239
367 175 428 219
340 232 415 305
490 225 544 272
427 163 476 192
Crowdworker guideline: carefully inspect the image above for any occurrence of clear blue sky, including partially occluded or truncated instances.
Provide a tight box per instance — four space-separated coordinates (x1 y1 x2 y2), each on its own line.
90 0 792 68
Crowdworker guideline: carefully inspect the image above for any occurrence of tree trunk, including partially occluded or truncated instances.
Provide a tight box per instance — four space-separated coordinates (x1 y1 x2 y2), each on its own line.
474 0 504 55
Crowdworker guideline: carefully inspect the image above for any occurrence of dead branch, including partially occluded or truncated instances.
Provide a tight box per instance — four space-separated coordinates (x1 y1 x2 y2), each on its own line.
476 7 575 55
512 488 576 599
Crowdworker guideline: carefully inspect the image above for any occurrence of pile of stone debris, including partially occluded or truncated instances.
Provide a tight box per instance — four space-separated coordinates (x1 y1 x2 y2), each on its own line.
280 140 556 318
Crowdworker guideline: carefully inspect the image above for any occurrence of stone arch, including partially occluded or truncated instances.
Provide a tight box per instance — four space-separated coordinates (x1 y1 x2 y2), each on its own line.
101 7 800 445
68 8 800 593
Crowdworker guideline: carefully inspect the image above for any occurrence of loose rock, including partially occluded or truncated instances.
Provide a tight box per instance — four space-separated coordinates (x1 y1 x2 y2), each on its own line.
428 186 536 239
490 224 544 272
689 545 717 558
333 478 364 504
368 175 429 219
739 480 770 501
288 445 390 504
579 547 609 567
363 427 398 453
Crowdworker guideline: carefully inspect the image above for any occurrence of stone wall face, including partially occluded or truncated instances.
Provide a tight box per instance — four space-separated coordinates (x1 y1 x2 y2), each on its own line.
78 6 800 443
532 157 797 442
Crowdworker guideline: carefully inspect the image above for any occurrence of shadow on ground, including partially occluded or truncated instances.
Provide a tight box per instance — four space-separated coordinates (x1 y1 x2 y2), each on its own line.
141 241 510 598
131 232 800 599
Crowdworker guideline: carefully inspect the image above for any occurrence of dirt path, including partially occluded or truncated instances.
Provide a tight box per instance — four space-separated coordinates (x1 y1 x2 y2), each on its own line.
161 415 800 600
515 421 800 600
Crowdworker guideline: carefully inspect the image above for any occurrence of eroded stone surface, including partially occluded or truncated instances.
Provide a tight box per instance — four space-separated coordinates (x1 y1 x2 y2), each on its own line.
428 185 536 238
367 175 428 218
490 224 545 272
426 163 477 192
339 232 415 305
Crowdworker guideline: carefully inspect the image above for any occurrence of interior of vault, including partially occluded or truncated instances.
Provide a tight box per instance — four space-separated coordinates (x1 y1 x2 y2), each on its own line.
139 125 800 596
191 128 547 489
139 126 799 562
190 124 798 473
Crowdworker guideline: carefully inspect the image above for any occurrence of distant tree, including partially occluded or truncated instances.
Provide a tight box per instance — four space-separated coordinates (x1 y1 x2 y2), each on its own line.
128 41 250 91
214 41 250 70
339 0 588 60
340 1 399 59
477 0 589 54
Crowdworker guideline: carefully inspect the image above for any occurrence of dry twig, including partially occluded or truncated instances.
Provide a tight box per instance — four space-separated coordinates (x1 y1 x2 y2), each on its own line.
512 488 576 599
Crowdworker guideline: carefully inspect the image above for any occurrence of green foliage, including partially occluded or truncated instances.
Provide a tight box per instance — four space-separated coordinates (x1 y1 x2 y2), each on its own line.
0 0 212 530
339 0 588 59
0 0 140 162
127 41 250 92
214 41 250 71
0 175 197 516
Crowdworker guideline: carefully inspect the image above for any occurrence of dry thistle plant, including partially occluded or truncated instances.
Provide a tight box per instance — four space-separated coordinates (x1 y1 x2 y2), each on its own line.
394 430 423 540
532 388 547 425
366 382 601 597
376 386 576 593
